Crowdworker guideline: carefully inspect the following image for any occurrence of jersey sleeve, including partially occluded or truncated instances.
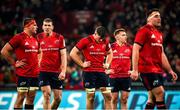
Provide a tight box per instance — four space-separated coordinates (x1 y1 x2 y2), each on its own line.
59 35 66 49
8 35 21 49
106 43 111 51
75 37 89 50
134 28 149 46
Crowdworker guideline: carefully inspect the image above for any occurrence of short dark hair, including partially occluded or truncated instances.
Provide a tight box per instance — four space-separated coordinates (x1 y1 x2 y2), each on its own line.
43 18 53 24
23 18 35 27
114 28 126 36
146 8 160 18
95 26 106 39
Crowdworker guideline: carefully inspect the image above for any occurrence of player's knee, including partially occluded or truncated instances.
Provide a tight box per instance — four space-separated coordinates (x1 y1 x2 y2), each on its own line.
87 94 95 102
121 96 128 104
54 96 62 103
112 97 118 104
155 90 164 98
104 94 112 102
43 91 51 101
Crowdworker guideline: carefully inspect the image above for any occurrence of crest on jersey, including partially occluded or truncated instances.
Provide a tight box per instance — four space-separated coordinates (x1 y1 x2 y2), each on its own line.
90 45 94 49
55 40 59 44
113 50 117 53
124 49 130 53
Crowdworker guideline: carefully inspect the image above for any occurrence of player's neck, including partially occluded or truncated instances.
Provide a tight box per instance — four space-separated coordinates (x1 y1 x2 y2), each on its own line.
117 41 124 46
93 34 101 43
45 32 53 37
23 30 33 37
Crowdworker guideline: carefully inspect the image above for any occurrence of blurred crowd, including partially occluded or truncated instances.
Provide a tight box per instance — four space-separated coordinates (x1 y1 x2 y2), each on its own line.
0 0 180 89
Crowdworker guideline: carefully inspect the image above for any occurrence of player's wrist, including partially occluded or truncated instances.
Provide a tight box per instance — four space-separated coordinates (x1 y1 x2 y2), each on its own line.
104 63 110 69
168 70 174 74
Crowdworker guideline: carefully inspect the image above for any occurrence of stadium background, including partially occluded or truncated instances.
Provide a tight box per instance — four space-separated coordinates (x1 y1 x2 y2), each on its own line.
0 0 179 109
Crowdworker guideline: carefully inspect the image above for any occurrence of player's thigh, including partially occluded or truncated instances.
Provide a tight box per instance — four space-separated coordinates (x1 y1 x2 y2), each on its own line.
110 78 120 92
50 74 63 90
151 86 165 98
96 72 110 88
140 73 164 91
82 72 96 89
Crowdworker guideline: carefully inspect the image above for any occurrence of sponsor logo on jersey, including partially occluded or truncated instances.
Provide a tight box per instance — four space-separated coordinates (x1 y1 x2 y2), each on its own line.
124 49 130 53
113 50 117 53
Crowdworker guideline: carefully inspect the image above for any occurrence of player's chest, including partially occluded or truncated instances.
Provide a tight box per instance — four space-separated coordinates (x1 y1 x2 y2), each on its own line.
87 43 106 52
23 38 38 49
39 38 60 48
149 31 163 44
112 46 131 58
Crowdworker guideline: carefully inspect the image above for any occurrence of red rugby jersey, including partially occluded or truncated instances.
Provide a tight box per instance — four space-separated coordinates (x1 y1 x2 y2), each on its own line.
9 32 39 77
134 24 163 74
76 35 111 72
37 32 65 73
109 42 132 78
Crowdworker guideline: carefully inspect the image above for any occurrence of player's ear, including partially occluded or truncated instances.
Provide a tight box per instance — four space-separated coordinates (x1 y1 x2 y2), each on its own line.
52 25 54 30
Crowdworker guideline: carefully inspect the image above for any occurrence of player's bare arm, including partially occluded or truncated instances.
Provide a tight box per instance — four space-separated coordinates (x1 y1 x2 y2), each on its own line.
38 48 42 67
70 46 90 68
1 43 26 68
130 43 142 80
103 48 113 69
161 47 178 81
59 48 67 80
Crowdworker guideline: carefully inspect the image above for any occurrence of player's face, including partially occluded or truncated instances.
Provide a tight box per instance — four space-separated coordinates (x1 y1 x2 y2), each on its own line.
29 23 38 34
42 22 54 35
116 31 127 43
148 12 161 27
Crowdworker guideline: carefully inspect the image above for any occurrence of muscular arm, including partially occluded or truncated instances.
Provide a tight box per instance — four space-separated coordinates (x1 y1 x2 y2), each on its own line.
132 43 142 72
38 48 42 67
1 43 15 65
161 47 178 81
104 49 113 69
130 43 142 80
60 48 67 73
70 47 84 67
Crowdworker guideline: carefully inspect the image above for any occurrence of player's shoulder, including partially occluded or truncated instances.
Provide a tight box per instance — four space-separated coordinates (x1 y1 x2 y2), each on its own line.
80 35 92 43
138 24 153 32
53 32 63 38
36 32 44 39
126 43 133 49
12 32 25 39
111 42 116 47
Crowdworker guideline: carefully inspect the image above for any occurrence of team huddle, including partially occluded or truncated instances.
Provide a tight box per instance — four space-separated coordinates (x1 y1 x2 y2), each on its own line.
1 9 178 110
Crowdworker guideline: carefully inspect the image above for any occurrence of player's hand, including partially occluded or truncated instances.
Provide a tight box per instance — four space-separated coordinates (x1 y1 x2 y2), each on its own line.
105 69 114 74
169 70 178 81
103 63 110 69
82 61 91 68
129 70 139 80
15 59 27 68
58 72 66 80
